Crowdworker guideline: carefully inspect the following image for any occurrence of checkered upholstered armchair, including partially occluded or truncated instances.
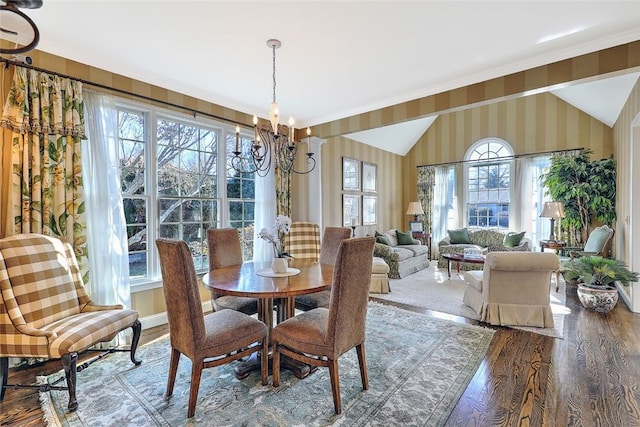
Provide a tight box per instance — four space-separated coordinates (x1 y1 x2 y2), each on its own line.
285 222 321 261
0 234 142 411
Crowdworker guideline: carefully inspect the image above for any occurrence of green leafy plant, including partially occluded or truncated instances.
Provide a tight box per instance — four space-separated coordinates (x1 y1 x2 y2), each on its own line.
541 149 616 243
561 256 639 289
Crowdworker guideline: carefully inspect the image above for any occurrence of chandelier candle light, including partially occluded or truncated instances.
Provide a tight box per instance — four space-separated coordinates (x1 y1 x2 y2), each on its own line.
230 39 316 177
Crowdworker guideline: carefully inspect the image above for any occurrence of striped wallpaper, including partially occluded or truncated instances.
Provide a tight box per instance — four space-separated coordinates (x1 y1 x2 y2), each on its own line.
314 136 404 235
402 91 615 204
612 74 640 310
613 76 640 269
314 41 640 139
2 40 638 317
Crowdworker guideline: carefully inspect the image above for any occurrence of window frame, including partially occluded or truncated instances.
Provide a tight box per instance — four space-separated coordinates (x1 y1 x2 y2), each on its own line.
463 138 514 230
116 98 254 290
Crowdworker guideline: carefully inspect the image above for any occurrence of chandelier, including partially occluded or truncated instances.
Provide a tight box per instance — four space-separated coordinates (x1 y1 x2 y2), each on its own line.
230 39 316 177
0 0 43 54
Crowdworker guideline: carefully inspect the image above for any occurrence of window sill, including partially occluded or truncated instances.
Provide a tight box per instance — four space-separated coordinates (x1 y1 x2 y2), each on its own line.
130 272 206 294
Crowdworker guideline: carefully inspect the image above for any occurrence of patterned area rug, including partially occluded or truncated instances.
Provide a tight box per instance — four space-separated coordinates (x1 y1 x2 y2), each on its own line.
372 263 567 339
40 303 494 427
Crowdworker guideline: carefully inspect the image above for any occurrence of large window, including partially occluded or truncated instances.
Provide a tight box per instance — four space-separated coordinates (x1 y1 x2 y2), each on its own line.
465 138 513 229
118 103 254 284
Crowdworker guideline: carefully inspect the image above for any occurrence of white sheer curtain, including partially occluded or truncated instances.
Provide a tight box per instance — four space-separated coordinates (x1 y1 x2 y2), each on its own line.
432 165 456 258
82 90 131 308
513 157 533 235
253 169 276 262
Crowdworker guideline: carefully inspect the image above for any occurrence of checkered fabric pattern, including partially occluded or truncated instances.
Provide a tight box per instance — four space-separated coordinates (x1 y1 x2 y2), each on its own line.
284 222 321 261
0 234 139 358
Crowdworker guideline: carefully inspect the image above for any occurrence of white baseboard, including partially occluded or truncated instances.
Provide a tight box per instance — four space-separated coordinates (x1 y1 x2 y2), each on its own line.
139 300 213 330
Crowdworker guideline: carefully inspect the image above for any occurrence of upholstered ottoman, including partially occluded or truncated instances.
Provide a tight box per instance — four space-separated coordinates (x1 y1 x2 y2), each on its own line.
370 257 391 293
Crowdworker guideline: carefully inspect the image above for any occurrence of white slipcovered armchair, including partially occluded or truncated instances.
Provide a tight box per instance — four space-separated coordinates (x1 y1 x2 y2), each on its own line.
463 252 559 327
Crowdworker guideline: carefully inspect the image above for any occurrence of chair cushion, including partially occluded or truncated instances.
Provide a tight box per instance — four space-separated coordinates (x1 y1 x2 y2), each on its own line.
503 231 525 247
295 291 330 311
375 235 390 245
44 309 139 358
396 230 414 245
382 230 398 246
201 309 267 357
272 308 331 357
400 245 429 257
448 228 472 244
387 247 414 262
583 227 612 253
214 295 258 315
372 257 390 274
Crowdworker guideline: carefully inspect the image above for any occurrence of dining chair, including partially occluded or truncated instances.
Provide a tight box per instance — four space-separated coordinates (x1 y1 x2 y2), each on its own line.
284 221 321 261
156 238 268 418
207 228 258 315
272 236 376 415
295 226 352 311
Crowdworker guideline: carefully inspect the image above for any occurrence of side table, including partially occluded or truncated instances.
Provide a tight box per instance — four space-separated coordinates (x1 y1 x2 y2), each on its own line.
540 240 567 253
412 232 432 260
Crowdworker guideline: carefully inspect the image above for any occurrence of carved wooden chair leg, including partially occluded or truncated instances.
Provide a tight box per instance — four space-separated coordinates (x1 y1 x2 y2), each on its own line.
0 357 8 400
62 352 79 411
130 320 142 365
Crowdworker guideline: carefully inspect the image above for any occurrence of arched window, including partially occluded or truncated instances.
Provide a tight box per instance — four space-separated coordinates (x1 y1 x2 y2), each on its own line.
465 138 513 229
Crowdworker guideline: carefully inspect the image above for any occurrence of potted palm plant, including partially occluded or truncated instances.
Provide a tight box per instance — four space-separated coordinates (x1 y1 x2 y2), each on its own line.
562 256 639 313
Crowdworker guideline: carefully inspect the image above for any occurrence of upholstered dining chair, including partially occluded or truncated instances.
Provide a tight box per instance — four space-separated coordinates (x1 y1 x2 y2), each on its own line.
207 228 258 315
0 233 141 411
284 221 321 261
272 236 376 415
295 226 352 312
569 225 615 259
156 238 268 418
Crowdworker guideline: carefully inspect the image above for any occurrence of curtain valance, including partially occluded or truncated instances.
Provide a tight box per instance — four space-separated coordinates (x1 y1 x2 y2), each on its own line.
1 65 85 138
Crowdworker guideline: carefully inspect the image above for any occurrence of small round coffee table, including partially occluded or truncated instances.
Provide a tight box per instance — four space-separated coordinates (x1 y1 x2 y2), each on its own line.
441 253 485 278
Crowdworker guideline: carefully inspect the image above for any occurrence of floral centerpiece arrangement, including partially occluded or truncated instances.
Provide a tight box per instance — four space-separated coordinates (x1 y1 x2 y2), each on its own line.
257 215 292 258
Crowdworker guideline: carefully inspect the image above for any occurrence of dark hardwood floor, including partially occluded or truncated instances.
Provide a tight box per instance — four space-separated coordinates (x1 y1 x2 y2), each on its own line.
2 285 639 426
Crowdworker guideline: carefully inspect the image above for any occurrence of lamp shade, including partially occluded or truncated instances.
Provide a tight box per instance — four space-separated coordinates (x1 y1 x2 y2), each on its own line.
539 201 566 218
406 202 425 216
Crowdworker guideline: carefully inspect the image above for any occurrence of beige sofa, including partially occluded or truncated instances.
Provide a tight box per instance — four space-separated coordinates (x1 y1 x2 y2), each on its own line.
438 228 531 271
463 252 559 327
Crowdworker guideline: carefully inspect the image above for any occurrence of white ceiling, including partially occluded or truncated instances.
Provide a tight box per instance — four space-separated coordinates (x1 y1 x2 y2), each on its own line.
3 1 640 155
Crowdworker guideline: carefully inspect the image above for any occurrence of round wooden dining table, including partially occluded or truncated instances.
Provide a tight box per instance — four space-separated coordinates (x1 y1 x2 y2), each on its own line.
202 259 334 379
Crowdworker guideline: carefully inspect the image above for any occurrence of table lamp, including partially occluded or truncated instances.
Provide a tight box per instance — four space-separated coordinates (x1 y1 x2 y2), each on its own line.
406 202 424 221
539 201 565 241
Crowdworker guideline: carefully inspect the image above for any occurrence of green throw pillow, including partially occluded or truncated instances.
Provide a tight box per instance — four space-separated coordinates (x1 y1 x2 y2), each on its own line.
503 231 525 247
448 228 472 244
396 230 415 245
376 235 390 245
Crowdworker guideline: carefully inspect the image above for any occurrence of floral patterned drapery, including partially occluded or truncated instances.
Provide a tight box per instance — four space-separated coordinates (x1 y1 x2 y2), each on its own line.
0 65 88 278
417 166 435 233
275 166 291 217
